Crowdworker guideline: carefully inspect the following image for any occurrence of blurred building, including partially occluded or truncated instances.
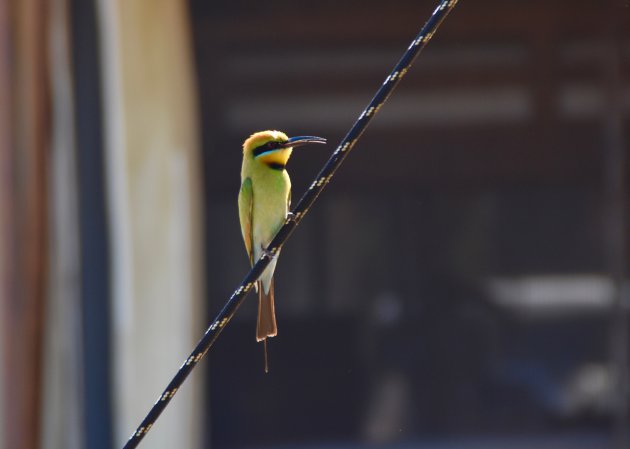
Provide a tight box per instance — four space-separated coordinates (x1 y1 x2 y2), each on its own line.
192 0 629 448
1 1 628 449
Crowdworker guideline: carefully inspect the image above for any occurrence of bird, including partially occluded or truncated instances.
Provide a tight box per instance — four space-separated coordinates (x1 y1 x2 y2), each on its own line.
238 130 326 371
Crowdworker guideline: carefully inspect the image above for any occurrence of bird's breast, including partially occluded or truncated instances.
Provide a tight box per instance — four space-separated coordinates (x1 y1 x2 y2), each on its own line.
251 170 291 247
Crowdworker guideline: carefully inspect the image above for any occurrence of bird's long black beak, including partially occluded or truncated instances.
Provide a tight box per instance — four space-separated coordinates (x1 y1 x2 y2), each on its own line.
281 136 327 148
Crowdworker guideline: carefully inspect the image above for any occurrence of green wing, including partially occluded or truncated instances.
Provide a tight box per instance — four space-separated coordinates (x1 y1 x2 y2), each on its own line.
238 177 254 265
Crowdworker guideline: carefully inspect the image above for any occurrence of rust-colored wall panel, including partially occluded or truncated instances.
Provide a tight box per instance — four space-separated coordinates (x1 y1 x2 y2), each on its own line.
2 0 50 448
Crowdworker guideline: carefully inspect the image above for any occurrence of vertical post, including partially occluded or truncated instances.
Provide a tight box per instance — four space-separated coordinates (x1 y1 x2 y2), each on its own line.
71 0 114 447
42 0 84 447
0 0 13 444
4 0 50 448
97 0 204 447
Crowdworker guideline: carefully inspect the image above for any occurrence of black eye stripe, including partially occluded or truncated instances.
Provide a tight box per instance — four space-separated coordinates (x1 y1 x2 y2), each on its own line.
252 140 285 157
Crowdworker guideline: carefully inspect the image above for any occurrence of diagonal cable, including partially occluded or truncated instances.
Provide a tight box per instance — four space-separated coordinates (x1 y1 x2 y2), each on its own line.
123 1 460 447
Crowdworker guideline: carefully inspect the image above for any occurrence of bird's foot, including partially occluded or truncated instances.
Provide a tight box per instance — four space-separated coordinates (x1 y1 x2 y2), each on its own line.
260 245 277 260
286 211 297 223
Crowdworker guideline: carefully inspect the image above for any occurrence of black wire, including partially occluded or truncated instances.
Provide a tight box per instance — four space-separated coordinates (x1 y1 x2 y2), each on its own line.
122 1 460 447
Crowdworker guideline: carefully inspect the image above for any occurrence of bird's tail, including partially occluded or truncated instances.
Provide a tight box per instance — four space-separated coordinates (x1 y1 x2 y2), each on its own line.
256 278 277 342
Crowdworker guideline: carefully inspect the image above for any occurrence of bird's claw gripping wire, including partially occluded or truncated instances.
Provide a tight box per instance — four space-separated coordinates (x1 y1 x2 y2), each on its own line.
261 245 277 260
286 211 297 223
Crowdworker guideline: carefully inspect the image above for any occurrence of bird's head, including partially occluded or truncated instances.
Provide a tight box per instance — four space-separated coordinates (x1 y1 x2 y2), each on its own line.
243 130 326 169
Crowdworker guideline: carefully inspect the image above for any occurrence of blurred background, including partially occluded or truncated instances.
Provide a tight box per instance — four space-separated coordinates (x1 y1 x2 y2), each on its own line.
1 0 629 448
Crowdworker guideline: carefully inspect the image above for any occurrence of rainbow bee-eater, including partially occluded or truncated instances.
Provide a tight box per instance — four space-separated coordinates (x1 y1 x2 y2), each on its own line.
239 130 326 369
